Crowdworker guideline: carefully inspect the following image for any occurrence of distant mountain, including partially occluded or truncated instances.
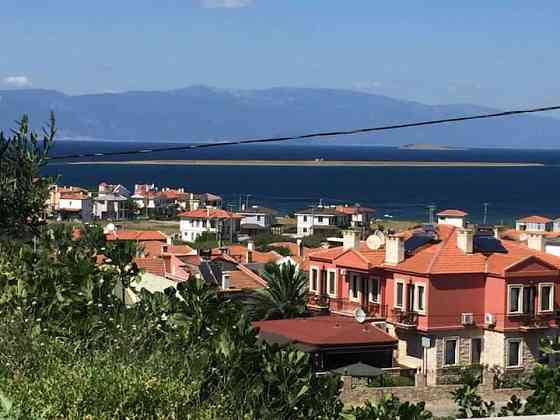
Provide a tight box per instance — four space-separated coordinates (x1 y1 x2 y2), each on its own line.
0 86 558 147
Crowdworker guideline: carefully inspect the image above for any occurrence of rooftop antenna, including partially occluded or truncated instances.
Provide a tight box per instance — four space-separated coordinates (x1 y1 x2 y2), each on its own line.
483 202 489 225
428 205 436 224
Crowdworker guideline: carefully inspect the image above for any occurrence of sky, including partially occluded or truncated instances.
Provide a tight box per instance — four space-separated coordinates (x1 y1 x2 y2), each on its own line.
1 0 559 110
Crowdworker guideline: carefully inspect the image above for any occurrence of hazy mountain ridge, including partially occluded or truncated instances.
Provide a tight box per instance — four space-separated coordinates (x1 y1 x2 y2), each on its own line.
0 86 558 147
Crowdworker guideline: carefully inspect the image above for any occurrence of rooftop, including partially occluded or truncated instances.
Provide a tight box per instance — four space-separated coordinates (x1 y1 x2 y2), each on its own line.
517 215 552 224
253 315 397 348
436 209 468 217
106 230 168 242
178 208 241 219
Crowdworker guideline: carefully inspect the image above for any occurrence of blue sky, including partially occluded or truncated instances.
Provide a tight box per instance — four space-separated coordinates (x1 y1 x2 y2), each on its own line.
1 1 558 109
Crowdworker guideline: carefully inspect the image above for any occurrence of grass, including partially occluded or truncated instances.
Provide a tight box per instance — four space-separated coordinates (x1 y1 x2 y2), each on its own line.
100 219 180 236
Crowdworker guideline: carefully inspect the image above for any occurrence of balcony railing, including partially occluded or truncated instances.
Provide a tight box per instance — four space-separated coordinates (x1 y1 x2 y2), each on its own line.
519 313 553 330
392 309 419 329
306 294 388 319
307 294 330 310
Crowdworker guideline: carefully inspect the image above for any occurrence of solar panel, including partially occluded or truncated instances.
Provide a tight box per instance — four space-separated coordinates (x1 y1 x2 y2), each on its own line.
405 234 433 253
474 236 507 253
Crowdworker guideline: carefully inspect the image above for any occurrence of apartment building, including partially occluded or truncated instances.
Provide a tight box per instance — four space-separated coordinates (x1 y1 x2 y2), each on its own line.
307 210 560 385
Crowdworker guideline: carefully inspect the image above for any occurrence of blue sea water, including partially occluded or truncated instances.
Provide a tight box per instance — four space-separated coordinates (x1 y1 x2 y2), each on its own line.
43 141 560 224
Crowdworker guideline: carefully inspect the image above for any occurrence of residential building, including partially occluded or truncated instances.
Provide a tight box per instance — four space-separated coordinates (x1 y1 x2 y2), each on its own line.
56 189 93 221
253 315 397 372
131 184 168 216
94 183 132 220
178 208 241 242
238 205 278 236
295 205 349 237
306 210 560 385
335 204 375 229
516 215 552 232
436 209 469 228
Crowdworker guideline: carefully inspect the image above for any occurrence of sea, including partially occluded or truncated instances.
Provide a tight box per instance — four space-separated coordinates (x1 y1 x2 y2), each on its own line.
42 141 560 224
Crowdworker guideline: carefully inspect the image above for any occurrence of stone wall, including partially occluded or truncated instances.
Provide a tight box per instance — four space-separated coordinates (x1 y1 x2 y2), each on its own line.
342 380 530 407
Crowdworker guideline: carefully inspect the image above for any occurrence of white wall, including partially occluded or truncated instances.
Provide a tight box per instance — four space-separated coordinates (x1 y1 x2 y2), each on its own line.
437 216 465 228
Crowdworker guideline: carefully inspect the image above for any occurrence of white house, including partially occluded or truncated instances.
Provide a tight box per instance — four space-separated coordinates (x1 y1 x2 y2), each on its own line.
436 209 468 228
94 183 131 220
238 205 277 234
516 215 552 232
294 205 349 237
178 208 241 242
58 192 93 221
131 184 168 216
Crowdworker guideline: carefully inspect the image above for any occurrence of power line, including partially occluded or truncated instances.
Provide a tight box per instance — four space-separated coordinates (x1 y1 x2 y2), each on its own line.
49 104 560 161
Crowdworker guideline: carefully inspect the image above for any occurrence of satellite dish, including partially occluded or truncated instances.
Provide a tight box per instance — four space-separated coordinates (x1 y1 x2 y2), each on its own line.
374 230 386 244
366 234 382 250
353 307 367 323
519 233 528 241
104 223 116 234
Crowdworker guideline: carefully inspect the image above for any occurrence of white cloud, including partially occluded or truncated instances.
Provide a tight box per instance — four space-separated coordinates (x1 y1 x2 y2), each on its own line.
202 0 253 8
2 75 32 88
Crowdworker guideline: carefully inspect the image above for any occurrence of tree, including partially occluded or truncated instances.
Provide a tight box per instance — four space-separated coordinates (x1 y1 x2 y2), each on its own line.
351 394 433 420
104 240 141 306
0 113 56 238
246 262 307 320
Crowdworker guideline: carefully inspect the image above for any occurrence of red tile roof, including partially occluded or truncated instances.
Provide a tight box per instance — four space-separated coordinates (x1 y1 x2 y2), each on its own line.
252 315 397 347
436 209 468 217
517 215 552 224
141 241 193 257
335 205 375 215
269 242 314 258
178 208 241 219
134 257 166 277
106 230 168 242
214 244 281 264
60 192 89 200
308 224 560 277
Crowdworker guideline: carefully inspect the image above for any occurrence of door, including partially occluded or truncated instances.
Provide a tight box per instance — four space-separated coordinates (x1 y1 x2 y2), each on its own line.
523 286 535 315
320 271 327 295
471 338 482 365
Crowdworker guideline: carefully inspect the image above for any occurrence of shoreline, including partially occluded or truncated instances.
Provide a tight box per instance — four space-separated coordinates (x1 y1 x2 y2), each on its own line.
66 159 544 168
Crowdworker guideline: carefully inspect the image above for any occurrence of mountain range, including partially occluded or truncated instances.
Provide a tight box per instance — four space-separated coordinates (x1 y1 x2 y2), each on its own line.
0 86 558 148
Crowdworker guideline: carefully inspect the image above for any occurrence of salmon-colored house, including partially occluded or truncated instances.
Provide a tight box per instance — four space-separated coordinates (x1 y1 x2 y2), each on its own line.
307 210 560 384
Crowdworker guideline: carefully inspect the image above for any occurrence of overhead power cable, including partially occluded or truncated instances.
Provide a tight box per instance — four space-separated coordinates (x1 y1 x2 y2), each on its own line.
49 104 560 161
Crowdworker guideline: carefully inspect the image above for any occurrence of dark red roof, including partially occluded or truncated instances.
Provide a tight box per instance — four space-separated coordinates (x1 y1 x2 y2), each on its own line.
178 208 241 219
252 315 397 347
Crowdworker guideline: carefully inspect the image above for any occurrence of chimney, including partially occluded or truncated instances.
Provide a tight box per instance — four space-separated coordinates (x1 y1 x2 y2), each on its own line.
246 241 254 263
166 236 173 245
528 232 545 252
494 225 504 239
457 228 474 254
385 234 405 265
343 229 360 251
296 239 304 258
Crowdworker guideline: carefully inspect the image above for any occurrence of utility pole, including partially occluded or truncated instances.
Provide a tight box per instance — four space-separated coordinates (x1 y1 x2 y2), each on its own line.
239 195 242 212
483 202 489 225
245 194 251 210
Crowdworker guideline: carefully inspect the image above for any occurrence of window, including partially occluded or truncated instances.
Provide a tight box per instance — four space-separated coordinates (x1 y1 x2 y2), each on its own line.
539 283 554 312
508 285 523 314
444 338 458 366
303 216 308 222
507 339 522 368
303 227 308 233
257 215 262 222
310 268 318 292
395 281 404 308
523 286 535 315
369 278 379 303
318 216 324 223
416 285 425 312
350 275 359 301
327 270 336 296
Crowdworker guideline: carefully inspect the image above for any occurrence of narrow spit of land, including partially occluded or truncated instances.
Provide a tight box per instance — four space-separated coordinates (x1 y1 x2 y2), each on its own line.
68 160 544 167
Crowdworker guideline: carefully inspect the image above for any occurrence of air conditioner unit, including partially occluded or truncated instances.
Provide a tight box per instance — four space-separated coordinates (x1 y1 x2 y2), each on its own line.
461 313 474 326
484 313 495 326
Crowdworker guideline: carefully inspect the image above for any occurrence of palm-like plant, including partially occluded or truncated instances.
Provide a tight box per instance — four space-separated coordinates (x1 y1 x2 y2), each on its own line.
246 262 307 320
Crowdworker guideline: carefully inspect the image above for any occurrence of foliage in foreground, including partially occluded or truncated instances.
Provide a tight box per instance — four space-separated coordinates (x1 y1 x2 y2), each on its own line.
350 395 433 420
0 226 342 419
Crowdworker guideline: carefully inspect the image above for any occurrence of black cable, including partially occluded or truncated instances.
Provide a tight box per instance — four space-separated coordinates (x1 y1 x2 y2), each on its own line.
48 104 560 161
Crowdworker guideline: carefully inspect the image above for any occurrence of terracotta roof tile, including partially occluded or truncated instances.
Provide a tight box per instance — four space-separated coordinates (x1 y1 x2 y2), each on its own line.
517 215 552 224
106 230 168 242
253 315 397 347
134 257 166 277
178 208 241 219
436 209 468 217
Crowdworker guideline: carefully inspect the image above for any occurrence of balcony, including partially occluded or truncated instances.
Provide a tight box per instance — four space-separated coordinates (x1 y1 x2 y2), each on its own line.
519 313 553 331
307 294 330 311
328 298 388 320
393 309 419 330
